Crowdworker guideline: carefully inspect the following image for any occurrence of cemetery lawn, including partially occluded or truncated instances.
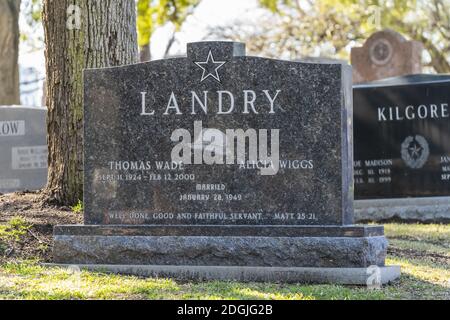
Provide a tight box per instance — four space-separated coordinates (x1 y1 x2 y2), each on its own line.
0 193 449 300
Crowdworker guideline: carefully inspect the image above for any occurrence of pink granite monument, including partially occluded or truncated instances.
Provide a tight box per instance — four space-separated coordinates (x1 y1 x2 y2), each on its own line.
351 29 423 83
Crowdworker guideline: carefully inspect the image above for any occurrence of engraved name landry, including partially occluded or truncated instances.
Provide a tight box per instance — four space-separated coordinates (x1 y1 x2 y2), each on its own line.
139 89 286 176
139 90 282 116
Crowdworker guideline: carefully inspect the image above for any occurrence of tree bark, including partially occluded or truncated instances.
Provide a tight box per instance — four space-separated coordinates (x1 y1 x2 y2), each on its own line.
0 0 21 105
42 0 138 205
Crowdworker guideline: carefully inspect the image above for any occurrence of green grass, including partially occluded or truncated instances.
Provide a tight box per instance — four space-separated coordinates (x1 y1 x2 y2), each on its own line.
0 223 449 300
0 218 31 256
384 223 450 245
71 200 83 214
0 217 30 242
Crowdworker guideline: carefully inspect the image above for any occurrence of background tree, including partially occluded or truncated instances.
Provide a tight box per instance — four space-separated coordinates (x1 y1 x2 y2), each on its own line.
42 0 138 205
208 1 366 61
211 0 450 73
321 0 450 72
137 0 200 61
0 0 21 105
21 0 44 51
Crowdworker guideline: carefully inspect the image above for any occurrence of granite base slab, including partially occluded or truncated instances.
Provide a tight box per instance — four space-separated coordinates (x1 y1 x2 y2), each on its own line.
53 225 389 268
43 263 401 285
355 197 450 223
54 224 384 237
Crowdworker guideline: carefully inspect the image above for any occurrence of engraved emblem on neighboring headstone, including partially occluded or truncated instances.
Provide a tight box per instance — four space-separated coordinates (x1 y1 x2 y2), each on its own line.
401 135 429 169
370 39 393 66
194 49 226 83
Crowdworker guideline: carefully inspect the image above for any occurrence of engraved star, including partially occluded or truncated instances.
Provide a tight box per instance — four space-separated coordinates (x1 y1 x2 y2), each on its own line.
409 143 423 159
194 50 226 83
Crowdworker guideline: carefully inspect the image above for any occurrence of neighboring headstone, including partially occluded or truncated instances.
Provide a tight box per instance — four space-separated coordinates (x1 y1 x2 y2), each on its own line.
354 74 450 222
351 29 423 84
0 106 48 193
52 42 399 284
297 57 347 64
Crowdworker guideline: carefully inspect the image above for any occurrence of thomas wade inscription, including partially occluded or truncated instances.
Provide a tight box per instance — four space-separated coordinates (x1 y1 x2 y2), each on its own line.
83 41 349 225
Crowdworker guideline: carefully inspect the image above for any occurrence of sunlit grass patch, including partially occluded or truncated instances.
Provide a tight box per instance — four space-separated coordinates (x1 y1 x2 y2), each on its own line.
1 262 182 300
0 218 32 258
384 223 450 245
0 223 449 300
177 281 316 300
0 217 30 242
71 200 83 214
389 239 450 257
0 259 448 300
386 256 449 287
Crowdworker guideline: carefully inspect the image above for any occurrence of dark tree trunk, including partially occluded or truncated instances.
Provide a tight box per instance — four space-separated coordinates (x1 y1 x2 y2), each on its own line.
0 0 21 105
42 0 138 205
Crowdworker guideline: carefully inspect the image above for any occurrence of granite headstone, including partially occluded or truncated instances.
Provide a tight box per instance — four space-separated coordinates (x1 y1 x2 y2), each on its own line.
52 42 399 284
82 42 353 226
0 106 48 193
354 74 450 222
351 30 423 84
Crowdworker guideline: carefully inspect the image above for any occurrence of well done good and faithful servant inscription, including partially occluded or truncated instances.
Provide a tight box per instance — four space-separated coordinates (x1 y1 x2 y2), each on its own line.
84 41 353 226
